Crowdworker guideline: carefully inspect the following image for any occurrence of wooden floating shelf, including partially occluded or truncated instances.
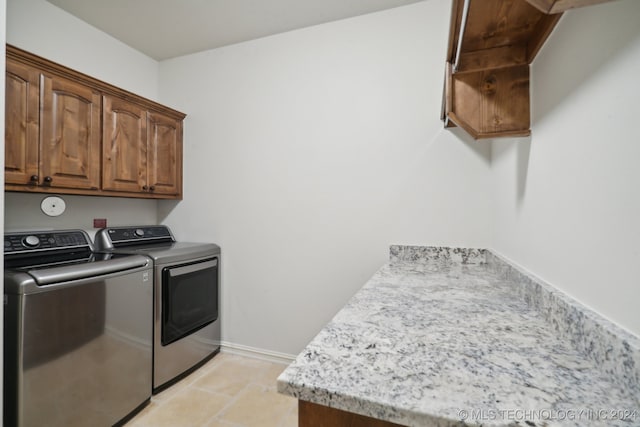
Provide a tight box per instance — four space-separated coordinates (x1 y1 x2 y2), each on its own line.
442 0 562 139
525 0 618 14
442 0 618 140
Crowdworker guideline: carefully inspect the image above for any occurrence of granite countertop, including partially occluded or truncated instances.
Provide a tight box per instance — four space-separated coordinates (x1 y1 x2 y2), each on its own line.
277 246 640 427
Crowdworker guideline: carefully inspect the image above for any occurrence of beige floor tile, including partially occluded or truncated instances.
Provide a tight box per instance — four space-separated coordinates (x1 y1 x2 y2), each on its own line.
151 353 226 403
218 383 297 427
133 387 232 427
150 377 191 403
124 353 296 427
255 363 289 389
205 352 236 365
205 419 242 427
194 353 234 376
279 404 298 427
203 419 245 427
192 355 278 396
126 401 159 426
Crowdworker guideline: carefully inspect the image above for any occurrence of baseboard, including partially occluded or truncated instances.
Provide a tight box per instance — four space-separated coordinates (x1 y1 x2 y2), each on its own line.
220 341 296 365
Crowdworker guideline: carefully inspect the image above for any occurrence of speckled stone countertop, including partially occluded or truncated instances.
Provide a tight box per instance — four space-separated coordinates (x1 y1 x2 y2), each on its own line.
277 246 640 427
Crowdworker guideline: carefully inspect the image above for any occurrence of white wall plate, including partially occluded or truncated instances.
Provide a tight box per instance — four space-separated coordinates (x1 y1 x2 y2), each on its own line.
41 196 66 217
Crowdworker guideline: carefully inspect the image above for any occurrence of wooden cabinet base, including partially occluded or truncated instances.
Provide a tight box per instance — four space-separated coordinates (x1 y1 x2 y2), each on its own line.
298 400 404 427
4 185 182 200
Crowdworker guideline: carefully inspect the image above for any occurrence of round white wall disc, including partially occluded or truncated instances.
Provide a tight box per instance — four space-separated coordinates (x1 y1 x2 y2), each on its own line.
41 196 66 217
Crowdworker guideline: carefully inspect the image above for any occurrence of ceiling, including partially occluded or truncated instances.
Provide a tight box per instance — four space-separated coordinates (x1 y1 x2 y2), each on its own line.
46 0 426 61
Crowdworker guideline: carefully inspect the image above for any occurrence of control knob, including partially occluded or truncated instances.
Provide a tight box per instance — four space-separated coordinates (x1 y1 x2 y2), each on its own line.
135 229 145 237
22 235 40 248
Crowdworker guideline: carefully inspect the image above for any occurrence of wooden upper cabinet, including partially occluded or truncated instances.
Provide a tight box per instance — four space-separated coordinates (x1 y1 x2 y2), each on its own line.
5 59 101 190
147 111 183 196
5 59 39 185
40 74 101 190
103 95 148 193
103 97 183 197
5 44 185 199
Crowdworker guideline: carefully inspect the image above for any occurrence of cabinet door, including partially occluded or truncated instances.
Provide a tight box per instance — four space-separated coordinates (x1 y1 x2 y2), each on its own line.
5 60 39 185
147 111 182 196
103 95 147 193
40 74 101 190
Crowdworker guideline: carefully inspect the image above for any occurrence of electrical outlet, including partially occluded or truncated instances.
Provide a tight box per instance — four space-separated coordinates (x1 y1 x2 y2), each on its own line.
93 218 107 228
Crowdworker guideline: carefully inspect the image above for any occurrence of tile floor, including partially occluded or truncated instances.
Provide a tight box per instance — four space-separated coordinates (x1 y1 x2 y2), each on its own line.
126 352 297 427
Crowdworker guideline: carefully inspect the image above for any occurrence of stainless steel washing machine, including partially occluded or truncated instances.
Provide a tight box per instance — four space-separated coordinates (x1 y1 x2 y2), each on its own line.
4 229 153 426
94 225 221 392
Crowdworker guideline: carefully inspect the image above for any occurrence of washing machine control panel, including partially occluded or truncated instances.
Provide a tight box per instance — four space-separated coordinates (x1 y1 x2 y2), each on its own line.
4 230 90 254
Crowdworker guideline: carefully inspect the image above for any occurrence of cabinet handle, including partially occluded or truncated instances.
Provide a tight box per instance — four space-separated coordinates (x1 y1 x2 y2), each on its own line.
149 186 155 192
43 176 53 185
30 175 39 182
142 185 149 191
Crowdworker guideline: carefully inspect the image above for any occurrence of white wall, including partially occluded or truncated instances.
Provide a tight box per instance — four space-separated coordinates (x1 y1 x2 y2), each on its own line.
5 0 160 234
491 0 640 337
6 0 158 99
4 193 157 237
158 0 492 355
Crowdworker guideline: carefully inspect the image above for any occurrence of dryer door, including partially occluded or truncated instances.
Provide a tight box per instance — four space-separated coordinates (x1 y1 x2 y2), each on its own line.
161 257 219 345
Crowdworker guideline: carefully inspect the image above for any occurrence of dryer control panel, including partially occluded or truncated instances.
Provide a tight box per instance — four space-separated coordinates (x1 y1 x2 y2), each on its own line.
95 226 174 249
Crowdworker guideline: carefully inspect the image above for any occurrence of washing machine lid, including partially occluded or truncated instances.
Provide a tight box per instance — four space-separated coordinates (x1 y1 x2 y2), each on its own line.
4 229 150 293
103 242 220 264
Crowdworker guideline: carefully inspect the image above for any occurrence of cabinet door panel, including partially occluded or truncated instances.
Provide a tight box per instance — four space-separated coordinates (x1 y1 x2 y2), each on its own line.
5 60 39 185
147 111 182 196
40 74 101 189
103 96 147 192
